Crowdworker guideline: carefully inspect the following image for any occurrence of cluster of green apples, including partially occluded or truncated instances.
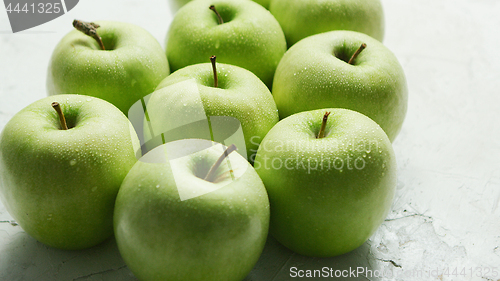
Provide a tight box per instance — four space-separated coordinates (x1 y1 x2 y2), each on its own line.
0 0 408 280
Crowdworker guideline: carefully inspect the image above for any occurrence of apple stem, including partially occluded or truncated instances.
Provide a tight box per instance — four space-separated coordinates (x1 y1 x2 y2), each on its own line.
210 55 218 88
317 111 331 139
51 102 68 130
348 43 367 65
204 144 237 182
73 20 105 50
209 5 224 25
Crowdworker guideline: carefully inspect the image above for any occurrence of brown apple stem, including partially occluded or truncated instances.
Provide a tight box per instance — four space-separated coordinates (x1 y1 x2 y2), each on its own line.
204 144 237 182
73 20 105 50
317 111 331 139
52 102 68 130
209 5 224 24
348 43 367 65
210 55 218 88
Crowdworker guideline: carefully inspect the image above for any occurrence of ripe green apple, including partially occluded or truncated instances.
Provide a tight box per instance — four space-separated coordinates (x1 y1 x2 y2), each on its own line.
254 108 396 257
251 0 270 8
144 60 279 162
47 20 170 115
114 139 270 281
269 0 384 47
169 0 270 11
166 0 286 87
0 95 140 250
272 30 408 142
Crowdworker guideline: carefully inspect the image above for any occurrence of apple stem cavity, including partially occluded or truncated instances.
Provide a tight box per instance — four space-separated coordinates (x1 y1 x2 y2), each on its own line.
51 102 69 130
210 55 218 88
209 5 224 25
348 43 367 65
317 111 331 139
204 144 237 182
73 20 105 50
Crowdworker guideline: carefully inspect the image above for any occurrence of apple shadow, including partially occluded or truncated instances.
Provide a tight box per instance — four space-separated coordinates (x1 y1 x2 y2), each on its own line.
1 228 379 280
245 234 379 281
0 231 137 281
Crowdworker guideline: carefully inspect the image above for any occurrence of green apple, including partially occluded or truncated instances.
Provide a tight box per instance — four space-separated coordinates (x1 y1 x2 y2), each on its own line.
270 0 384 47
166 0 286 87
169 0 271 11
47 20 170 115
272 30 407 142
0 95 140 250
251 0 270 8
254 108 396 257
144 58 279 162
114 139 270 281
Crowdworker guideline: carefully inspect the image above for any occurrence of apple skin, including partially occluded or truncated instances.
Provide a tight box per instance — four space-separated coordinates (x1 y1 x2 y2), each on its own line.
254 108 396 257
272 31 407 142
251 0 270 8
169 0 270 11
269 0 384 47
114 139 270 281
146 62 279 162
166 0 286 87
0 95 140 250
47 20 170 114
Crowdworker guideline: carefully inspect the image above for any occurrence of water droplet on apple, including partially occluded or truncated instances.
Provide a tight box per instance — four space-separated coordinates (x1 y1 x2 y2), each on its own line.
70 159 77 166
156 184 160 188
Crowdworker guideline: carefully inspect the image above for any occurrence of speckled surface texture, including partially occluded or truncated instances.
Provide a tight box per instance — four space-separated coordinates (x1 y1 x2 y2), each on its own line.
1 0 499 280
